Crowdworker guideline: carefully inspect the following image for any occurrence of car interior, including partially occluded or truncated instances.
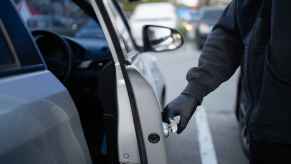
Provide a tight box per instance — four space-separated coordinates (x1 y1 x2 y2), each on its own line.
23 1 119 164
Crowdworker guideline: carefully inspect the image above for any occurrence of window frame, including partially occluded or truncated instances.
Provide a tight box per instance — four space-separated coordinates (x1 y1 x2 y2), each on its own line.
106 0 141 61
0 1 45 78
0 19 21 71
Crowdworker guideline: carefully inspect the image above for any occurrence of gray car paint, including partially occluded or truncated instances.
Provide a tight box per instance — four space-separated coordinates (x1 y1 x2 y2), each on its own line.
90 1 141 163
0 71 91 164
1 1 169 164
103 0 166 107
127 67 168 164
91 1 169 163
131 52 165 107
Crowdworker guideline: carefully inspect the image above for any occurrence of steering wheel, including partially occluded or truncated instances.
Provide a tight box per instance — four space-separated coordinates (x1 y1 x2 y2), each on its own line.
32 30 73 82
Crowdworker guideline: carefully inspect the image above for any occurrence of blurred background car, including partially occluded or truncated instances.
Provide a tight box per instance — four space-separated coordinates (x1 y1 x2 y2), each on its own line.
195 6 224 49
129 2 178 45
177 6 200 39
188 10 202 38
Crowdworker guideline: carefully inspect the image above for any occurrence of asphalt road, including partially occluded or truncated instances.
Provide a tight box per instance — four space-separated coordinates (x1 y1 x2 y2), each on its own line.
156 42 249 164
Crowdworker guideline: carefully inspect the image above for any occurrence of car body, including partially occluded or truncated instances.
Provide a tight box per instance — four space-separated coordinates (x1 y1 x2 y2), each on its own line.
0 0 183 164
129 2 178 45
195 7 224 49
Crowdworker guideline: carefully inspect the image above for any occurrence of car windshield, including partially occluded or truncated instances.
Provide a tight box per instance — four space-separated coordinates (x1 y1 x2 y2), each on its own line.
14 0 103 38
75 20 105 39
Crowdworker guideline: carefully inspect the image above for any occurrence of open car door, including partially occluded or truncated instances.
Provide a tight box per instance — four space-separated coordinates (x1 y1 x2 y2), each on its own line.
89 0 184 163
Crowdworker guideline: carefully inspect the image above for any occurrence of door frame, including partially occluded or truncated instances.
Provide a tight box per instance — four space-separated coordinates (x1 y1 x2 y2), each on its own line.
89 1 148 164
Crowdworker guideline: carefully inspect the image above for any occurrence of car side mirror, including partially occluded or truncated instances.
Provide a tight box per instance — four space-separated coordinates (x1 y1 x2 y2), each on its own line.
142 25 184 52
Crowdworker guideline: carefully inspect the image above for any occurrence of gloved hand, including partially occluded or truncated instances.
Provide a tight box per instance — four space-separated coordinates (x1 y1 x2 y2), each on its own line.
163 94 201 134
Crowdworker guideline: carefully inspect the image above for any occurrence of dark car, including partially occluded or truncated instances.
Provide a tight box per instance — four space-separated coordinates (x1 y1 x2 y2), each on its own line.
195 7 224 50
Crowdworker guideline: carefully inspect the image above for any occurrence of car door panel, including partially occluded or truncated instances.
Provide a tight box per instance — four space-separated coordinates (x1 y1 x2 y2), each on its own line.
0 71 92 164
90 1 142 163
91 1 170 163
127 67 168 164
132 52 165 107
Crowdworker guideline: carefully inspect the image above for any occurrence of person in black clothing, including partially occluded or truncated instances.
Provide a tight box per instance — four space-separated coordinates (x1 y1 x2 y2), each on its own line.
162 0 291 163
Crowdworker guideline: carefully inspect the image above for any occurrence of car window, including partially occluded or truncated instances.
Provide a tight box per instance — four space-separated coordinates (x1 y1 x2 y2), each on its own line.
0 20 19 70
0 0 45 75
75 20 105 39
15 0 102 38
106 0 136 54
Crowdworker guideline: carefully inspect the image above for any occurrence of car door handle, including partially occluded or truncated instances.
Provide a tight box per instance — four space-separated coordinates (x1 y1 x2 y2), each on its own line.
162 117 180 137
162 123 170 137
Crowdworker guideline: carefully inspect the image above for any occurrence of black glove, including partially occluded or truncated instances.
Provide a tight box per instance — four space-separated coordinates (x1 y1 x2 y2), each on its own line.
163 94 201 134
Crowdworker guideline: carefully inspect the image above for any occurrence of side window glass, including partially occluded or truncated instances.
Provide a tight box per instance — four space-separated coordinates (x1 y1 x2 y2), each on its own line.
0 20 20 71
107 1 135 53
0 0 45 70
15 0 103 38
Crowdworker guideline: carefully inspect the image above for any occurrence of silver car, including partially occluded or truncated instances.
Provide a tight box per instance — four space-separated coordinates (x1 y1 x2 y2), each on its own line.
0 0 183 164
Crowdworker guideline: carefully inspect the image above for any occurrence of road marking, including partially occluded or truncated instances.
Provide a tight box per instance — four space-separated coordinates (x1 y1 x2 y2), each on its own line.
195 106 218 164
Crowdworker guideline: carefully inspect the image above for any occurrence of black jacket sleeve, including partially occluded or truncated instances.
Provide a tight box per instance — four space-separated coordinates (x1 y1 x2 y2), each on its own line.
182 1 244 100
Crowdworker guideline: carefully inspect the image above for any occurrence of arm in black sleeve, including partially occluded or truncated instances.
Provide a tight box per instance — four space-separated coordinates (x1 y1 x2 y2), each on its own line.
182 1 244 101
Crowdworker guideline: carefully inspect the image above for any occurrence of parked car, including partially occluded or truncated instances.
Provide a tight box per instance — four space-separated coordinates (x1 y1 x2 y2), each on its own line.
129 2 178 45
184 10 202 39
0 0 183 164
177 7 199 39
177 6 193 22
195 7 224 49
